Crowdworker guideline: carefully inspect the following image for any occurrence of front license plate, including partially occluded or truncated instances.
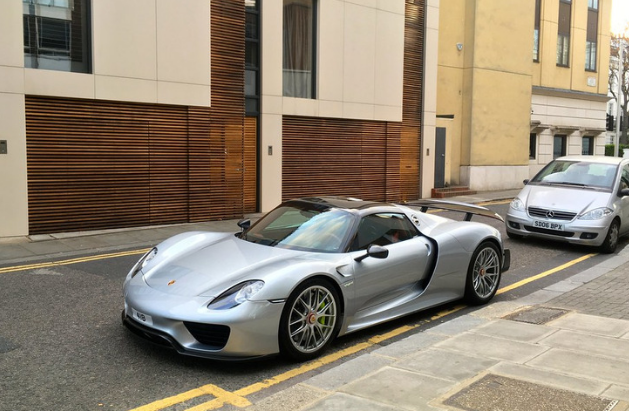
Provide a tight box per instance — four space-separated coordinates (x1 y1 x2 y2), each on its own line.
534 220 564 231
131 308 153 326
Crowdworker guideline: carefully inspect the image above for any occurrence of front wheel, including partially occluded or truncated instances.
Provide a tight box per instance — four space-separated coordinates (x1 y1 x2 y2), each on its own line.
279 279 341 361
465 241 502 305
600 219 620 254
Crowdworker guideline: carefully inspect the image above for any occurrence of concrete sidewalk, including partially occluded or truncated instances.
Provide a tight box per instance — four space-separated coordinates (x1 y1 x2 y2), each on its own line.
2 189 629 410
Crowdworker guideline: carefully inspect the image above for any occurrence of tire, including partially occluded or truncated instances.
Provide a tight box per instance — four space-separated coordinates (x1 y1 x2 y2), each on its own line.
600 219 620 254
465 241 502 305
279 278 342 361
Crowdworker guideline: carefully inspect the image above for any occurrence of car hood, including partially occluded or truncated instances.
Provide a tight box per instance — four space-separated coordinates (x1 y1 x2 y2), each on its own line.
521 184 611 213
142 233 326 297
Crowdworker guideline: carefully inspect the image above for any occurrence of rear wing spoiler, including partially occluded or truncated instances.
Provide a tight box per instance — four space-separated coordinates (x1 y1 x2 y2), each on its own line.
401 199 504 223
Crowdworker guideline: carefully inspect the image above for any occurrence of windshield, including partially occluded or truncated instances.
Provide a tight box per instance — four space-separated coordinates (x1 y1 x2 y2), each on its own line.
242 202 355 252
531 160 617 191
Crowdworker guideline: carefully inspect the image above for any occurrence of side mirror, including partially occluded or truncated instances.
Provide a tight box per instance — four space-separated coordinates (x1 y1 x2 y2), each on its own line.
523 179 530 185
619 188 629 197
237 219 251 231
354 244 389 262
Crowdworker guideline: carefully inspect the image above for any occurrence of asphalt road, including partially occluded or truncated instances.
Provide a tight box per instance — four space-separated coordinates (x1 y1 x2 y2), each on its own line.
0 201 621 411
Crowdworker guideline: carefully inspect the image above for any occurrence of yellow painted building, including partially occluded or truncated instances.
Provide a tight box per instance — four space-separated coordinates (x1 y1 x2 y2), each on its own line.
437 0 612 191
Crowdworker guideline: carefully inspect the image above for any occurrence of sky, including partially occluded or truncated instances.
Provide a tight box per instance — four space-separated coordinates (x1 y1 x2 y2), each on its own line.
612 0 629 36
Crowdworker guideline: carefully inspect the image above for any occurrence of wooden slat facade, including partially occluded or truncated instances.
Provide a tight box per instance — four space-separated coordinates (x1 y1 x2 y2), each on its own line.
25 0 245 234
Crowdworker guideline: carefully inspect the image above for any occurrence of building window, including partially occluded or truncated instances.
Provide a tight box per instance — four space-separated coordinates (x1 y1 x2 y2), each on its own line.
533 0 541 61
554 135 567 158
585 0 598 71
245 0 260 115
23 0 91 73
530 133 537 159
582 137 594 155
557 0 571 67
283 0 316 99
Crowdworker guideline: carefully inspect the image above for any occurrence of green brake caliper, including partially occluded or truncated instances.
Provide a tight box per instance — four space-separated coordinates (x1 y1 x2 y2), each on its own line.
317 301 327 325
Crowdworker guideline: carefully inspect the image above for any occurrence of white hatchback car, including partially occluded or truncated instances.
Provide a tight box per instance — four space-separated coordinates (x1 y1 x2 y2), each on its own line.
506 155 629 253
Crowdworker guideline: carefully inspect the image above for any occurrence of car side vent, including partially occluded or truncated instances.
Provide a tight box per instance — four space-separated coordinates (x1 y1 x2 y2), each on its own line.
411 215 420 226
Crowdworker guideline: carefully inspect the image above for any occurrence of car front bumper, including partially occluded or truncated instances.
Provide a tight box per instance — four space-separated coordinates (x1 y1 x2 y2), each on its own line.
122 277 285 360
505 210 611 247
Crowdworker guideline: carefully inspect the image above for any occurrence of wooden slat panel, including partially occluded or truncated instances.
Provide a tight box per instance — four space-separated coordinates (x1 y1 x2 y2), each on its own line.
243 116 257 213
26 97 191 234
282 116 400 202
400 0 425 201
190 0 245 222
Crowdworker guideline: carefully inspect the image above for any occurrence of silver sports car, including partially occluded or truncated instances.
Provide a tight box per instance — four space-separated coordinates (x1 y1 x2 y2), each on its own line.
122 197 509 361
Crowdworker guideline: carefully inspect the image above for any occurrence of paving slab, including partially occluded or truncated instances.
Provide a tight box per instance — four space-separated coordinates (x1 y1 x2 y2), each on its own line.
302 393 401 411
243 383 327 411
539 329 629 360
435 331 549 363
371 331 447 359
303 354 394 391
548 312 629 337
527 348 629 384
543 280 584 293
426 314 488 336
516 289 564 304
339 367 454 410
395 348 499 382
568 265 614 283
470 300 528 319
474 318 557 343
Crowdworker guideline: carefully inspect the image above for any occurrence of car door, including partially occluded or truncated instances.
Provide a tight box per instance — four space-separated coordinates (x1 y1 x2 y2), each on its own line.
349 212 432 313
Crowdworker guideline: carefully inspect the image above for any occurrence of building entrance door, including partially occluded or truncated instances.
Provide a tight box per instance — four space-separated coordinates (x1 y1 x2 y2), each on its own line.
434 128 446 188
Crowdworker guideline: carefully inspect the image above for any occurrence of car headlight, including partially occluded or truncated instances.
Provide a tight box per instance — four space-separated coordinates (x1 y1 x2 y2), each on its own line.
578 207 613 220
207 280 265 310
510 198 525 211
131 247 157 278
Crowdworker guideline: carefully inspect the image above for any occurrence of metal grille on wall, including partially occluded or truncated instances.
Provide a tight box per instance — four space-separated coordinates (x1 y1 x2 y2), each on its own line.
25 0 245 235
282 116 401 202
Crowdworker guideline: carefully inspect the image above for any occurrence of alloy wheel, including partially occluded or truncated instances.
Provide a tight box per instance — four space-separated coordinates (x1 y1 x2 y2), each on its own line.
287 285 337 354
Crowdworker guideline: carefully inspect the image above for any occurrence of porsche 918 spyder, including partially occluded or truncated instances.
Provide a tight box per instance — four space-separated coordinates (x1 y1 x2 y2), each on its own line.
122 197 509 361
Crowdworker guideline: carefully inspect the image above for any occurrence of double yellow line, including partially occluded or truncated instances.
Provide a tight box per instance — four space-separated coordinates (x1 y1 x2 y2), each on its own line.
0 245 597 411
0 248 149 275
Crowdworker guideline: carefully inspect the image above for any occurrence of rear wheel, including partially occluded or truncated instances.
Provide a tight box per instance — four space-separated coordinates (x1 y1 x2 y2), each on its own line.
600 219 620 254
465 242 502 305
279 279 341 361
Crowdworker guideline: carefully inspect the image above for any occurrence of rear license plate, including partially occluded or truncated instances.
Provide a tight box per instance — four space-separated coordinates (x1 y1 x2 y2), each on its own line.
534 220 564 231
131 308 153 326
